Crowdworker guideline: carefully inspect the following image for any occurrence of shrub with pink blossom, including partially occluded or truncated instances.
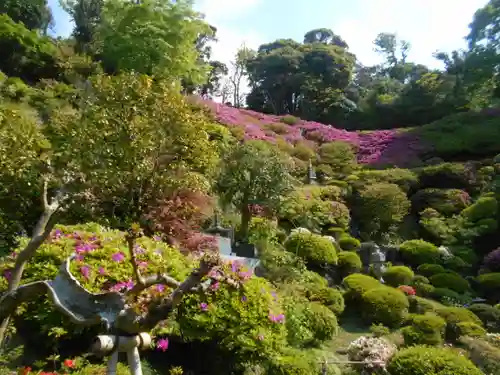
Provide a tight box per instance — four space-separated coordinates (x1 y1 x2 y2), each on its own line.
0 223 288 363
196 99 426 167
347 336 397 373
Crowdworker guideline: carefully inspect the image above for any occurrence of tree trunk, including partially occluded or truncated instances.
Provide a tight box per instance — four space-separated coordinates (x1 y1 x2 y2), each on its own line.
239 203 252 241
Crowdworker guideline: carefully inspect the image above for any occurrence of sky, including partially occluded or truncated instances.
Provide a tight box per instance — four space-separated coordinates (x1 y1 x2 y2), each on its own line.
48 0 489 74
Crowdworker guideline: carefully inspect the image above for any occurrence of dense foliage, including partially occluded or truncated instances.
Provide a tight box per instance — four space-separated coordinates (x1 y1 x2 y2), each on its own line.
4 0 500 374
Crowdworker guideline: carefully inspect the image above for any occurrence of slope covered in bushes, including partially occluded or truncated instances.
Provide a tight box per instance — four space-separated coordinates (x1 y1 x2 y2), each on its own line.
201 99 500 167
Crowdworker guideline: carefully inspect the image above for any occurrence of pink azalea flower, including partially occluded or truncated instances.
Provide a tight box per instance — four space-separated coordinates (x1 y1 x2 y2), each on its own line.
112 252 125 262
156 338 169 351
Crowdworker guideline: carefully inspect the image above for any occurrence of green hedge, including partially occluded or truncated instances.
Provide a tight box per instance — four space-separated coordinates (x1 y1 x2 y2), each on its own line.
361 286 409 327
387 345 483 375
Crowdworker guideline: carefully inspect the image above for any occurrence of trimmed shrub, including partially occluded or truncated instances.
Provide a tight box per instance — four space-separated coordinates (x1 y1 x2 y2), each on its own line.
284 232 337 266
401 313 446 346
280 115 299 125
460 336 500 375
383 266 414 287
411 275 430 284
468 303 500 332
461 196 498 222
418 162 473 190
408 296 444 314
354 168 418 192
456 322 487 338
342 274 381 304
436 306 483 341
284 297 339 346
370 323 391 337
337 251 362 278
476 272 500 302
304 283 345 316
411 188 470 216
338 236 361 251
399 240 441 266
387 346 483 375
304 302 339 342
318 141 357 176
429 273 470 293
362 286 409 327
413 282 435 297
355 183 410 238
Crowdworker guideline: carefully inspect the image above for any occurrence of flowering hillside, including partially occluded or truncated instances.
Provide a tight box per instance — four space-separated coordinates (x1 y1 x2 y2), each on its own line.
202 100 427 167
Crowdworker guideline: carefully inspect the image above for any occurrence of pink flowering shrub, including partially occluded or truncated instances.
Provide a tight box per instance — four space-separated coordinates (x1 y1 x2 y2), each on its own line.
0 223 294 366
197 99 426 166
176 263 288 362
0 223 194 351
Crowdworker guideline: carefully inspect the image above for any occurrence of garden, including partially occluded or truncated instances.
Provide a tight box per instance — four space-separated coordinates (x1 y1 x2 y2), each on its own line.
3 0 500 373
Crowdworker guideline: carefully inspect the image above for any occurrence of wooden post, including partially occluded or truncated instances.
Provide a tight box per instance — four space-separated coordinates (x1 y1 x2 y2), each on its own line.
91 333 152 375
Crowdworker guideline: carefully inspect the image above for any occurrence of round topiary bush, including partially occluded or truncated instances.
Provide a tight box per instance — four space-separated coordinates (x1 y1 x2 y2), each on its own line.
304 283 345 316
429 272 470 293
342 274 381 304
399 240 441 266
338 236 361 251
411 275 430 284
408 296 443 314
337 251 362 278
383 266 414 287
361 286 409 327
476 272 500 301
387 346 483 375
411 188 470 216
284 231 338 266
436 306 483 341
401 313 446 346
455 322 487 338
467 303 500 332
417 263 445 277
461 196 498 223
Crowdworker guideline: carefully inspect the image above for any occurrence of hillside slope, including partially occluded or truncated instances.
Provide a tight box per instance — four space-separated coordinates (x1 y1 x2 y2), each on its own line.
201 100 500 167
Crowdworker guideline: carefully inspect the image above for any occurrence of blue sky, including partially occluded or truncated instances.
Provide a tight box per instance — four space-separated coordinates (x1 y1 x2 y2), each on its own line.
49 0 489 69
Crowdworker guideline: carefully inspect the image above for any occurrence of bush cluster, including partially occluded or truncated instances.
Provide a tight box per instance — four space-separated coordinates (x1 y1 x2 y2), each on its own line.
383 266 414 287
387 346 483 375
401 313 446 346
361 286 409 327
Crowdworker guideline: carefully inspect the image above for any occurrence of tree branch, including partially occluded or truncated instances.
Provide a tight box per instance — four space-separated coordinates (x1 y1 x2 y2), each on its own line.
126 233 145 287
127 273 180 294
114 253 220 333
0 178 67 346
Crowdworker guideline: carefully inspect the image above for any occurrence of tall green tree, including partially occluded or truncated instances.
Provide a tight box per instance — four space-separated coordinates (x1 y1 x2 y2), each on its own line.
0 0 53 32
215 141 293 239
94 0 211 83
246 30 355 121
60 0 103 54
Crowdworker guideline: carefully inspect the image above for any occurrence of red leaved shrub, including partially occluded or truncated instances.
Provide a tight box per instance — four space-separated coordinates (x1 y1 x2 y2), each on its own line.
145 189 216 252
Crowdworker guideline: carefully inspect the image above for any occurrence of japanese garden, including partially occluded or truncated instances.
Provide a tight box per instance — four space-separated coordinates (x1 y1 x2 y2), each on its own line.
2 0 500 374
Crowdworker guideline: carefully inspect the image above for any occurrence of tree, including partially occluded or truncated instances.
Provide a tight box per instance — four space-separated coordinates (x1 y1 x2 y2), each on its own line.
0 14 61 83
303 28 348 48
46 72 222 227
94 0 212 83
229 45 254 107
60 0 103 54
215 141 293 239
199 60 228 99
245 30 355 122
373 32 411 82
0 0 53 32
